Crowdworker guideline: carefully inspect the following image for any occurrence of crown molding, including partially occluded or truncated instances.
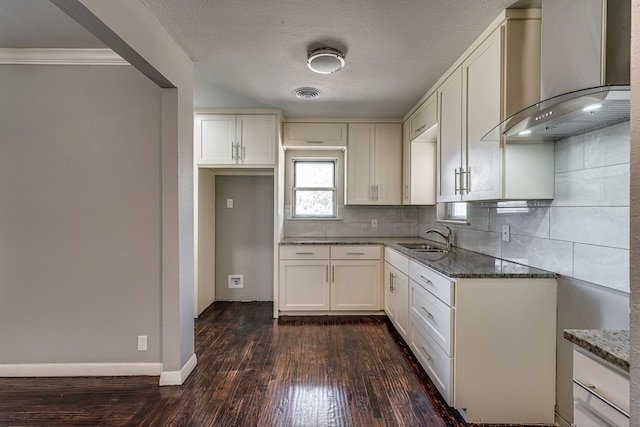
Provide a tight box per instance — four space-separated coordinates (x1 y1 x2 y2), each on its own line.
0 48 128 65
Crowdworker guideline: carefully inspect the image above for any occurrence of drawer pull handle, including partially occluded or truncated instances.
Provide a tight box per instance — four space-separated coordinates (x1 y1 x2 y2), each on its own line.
573 379 630 418
416 124 427 132
419 275 433 285
306 140 324 144
421 306 434 319
346 252 366 255
295 252 315 255
419 345 433 362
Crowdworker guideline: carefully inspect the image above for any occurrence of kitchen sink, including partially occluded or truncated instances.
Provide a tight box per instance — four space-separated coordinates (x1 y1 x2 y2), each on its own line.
398 243 447 253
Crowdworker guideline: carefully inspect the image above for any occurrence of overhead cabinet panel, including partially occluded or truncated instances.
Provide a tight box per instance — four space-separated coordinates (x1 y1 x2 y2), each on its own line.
283 122 348 147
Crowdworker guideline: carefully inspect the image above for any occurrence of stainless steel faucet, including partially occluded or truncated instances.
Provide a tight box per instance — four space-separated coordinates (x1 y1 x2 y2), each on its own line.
424 226 453 251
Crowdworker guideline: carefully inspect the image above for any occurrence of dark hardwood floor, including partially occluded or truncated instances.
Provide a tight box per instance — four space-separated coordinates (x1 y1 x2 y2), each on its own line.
0 302 466 426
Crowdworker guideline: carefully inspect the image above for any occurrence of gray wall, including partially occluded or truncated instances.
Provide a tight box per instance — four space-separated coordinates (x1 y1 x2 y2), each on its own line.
215 175 274 301
284 121 631 423
0 64 163 363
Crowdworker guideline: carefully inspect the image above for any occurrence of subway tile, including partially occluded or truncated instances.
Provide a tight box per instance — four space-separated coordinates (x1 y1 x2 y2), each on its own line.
325 221 368 237
583 121 630 169
573 244 629 292
555 134 584 173
550 207 629 249
284 220 326 238
489 207 550 239
501 235 573 276
338 206 359 223
370 222 415 237
418 205 437 223
553 164 629 207
466 206 490 231
453 228 501 258
357 207 400 223
400 206 419 223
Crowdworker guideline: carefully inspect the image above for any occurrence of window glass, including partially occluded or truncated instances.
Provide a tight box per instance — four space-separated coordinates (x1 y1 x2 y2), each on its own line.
293 160 337 218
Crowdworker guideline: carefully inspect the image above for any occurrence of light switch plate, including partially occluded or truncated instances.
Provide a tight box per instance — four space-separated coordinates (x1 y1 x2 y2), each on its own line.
226 199 233 208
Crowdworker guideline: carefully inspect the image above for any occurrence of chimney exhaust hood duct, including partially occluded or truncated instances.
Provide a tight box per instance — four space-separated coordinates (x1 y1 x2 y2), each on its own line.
483 0 630 142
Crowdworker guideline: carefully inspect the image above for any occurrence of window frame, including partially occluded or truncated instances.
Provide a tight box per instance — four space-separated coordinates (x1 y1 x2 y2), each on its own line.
291 157 338 219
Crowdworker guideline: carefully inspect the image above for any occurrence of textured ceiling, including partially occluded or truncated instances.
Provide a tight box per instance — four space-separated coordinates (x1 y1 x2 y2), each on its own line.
0 0 540 119
142 0 534 118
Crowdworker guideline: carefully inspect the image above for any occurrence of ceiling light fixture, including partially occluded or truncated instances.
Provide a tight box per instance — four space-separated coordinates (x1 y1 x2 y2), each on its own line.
293 87 321 100
307 47 345 74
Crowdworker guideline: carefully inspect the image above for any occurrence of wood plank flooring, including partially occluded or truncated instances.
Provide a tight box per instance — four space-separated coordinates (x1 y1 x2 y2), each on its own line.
0 302 466 426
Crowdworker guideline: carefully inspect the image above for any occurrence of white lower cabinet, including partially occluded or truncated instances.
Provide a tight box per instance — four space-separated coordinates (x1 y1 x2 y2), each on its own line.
408 259 557 424
384 248 410 339
279 245 382 313
572 348 629 427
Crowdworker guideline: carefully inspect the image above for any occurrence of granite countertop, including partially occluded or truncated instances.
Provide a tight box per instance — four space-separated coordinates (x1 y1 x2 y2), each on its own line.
279 237 556 279
564 329 630 372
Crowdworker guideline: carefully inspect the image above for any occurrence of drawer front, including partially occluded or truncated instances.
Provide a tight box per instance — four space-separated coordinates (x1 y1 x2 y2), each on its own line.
280 245 330 260
384 247 409 275
573 349 630 413
573 380 629 427
331 245 381 260
410 319 453 405
409 260 454 306
410 281 453 356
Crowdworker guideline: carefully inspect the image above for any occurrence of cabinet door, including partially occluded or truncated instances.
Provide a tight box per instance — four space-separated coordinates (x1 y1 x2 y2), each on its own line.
394 270 409 339
384 262 396 322
279 260 330 311
402 120 411 205
331 260 381 311
346 124 375 204
374 123 402 205
410 93 437 140
237 115 276 165
283 123 347 147
463 28 502 201
197 114 236 164
437 67 463 202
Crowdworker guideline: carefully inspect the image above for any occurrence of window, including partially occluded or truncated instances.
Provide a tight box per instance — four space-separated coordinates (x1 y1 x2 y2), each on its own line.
292 159 337 218
437 201 468 222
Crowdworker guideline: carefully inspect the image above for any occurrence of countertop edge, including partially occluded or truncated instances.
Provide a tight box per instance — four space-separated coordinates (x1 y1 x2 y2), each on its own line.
563 329 630 372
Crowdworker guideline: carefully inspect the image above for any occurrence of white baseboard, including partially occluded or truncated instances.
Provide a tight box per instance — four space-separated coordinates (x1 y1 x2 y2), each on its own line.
0 362 162 377
159 353 197 386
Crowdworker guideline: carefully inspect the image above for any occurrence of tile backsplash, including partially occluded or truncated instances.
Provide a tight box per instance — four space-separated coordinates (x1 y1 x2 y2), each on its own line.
285 121 630 292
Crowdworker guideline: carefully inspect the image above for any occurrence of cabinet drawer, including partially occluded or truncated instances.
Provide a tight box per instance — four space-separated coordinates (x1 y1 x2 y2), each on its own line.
411 281 453 356
384 247 409 274
283 123 347 147
280 245 330 260
573 349 630 413
409 260 454 306
573 380 629 426
411 319 453 405
331 245 381 260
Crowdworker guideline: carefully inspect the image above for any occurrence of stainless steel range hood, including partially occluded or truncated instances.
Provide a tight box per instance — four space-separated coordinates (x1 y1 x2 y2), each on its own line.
483 0 630 143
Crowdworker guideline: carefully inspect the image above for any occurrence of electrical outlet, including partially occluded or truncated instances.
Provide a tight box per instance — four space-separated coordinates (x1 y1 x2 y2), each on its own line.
228 274 243 288
137 335 147 351
371 219 377 228
502 225 510 242
226 199 233 208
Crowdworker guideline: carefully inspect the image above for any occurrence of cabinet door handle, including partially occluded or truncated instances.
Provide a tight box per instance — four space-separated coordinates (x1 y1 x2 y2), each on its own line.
332 265 335 283
416 124 427 132
454 168 459 194
375 185 379 200
390 272 395 292
419 345 433 362
466 167 471 193
419 275 433 286
421 306 434 319
231 141 236 160
389 272 393 292
241 145 246 160
459 167 467 193
326 265 329 283
405 184 409 201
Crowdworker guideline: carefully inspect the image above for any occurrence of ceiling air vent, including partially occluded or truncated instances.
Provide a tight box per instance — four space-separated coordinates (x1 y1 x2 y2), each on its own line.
293 87 321 101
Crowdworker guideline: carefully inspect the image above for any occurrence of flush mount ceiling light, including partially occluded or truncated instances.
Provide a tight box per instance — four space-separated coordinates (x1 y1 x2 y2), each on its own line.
307 47 345 74
293 87 321 100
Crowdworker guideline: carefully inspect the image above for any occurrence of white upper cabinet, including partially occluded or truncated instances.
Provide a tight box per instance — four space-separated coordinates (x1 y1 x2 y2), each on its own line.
195 114 276 166
434 9 553 202
404 93 437 205
437 66 464 202
282 122 347 147
347 123 402 205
